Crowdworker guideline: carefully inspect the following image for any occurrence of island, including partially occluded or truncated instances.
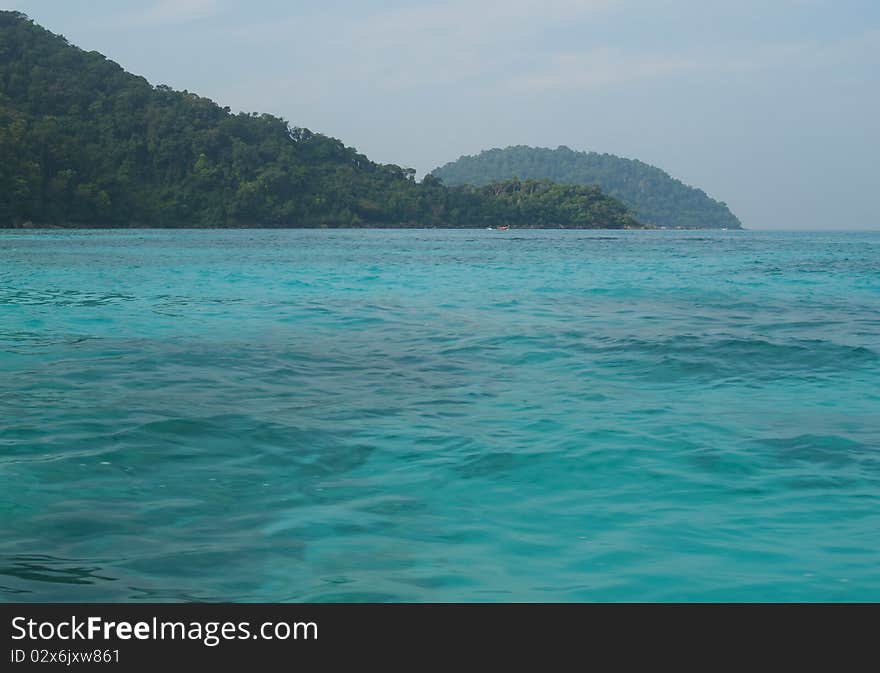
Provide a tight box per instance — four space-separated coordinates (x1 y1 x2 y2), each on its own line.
0 11 642 230
431 146 743 230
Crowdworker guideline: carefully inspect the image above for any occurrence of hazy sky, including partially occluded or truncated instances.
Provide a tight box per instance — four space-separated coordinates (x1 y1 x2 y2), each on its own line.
6 1 879 229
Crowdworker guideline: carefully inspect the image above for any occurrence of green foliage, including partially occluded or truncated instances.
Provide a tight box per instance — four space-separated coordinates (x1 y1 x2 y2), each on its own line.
0 12 642 229
441 178 638 229
431 145 743 229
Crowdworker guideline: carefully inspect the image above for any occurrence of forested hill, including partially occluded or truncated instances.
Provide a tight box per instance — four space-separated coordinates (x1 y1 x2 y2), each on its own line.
431 146 743 230
0 11 641 229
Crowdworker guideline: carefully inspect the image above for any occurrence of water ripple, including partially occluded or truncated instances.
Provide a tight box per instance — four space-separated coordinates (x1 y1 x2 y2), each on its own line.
1 229 879 601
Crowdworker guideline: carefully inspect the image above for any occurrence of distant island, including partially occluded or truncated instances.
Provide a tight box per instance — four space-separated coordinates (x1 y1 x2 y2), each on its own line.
0 11 642 230
431 146 743 230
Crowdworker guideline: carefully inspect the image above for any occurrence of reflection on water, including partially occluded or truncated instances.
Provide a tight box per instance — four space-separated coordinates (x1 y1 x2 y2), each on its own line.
0 555 116 592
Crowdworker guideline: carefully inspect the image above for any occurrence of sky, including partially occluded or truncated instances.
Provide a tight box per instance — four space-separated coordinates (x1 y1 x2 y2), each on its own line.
4 0 879 229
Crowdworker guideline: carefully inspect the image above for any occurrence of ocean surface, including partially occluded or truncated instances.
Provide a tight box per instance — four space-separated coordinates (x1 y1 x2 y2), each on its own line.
1 228 878 602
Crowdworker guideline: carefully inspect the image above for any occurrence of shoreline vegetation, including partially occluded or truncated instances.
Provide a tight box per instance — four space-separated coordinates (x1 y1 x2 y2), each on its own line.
2 223 660 230
0 12 641 231
0 11 737 231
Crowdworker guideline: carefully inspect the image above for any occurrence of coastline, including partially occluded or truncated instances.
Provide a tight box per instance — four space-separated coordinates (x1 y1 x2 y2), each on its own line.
0 222 741 230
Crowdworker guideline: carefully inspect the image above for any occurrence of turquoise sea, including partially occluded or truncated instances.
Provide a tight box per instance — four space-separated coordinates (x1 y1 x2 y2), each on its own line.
1 229 878 601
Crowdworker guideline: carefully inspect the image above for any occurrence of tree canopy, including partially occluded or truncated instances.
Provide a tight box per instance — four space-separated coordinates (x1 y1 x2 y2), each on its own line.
0 11 642 229
431 145 743 229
